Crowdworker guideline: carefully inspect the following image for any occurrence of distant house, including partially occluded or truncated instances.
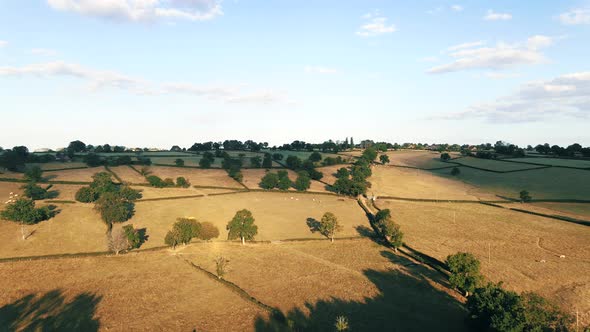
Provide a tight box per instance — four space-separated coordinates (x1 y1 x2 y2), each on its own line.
147 148 161 152
34 148 51 153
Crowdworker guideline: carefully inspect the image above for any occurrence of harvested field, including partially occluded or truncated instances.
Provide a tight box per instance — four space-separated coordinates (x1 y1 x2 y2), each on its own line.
180 239 467 331
0 171 24 180
505 157 590 168
0 204 107 258
316 164 346 185
0 251 267 331
431 166 590 200
496 202 590 222
532 202 590 218
44 184 85 201
108 166 148 184
47 167 105 183
374 200 590 325
149 166 242 189
384 150 451 169
452 157 543 172
132 186 238 200
370 166 497 201
130 192 366 245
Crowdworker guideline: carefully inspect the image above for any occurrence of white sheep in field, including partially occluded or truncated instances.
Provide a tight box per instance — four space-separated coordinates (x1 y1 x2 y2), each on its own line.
559 255 566 259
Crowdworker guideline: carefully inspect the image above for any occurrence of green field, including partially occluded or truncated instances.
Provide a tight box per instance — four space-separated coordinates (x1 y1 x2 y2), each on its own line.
451 157 542 172
431 166 590 200
266 150 348 163
505 157 590 168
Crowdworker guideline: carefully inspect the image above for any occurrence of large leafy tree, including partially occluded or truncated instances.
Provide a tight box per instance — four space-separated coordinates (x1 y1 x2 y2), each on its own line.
227 209 258 245
24 166 43 182
446 252 483 296
259 172 279 189
318 212 342 243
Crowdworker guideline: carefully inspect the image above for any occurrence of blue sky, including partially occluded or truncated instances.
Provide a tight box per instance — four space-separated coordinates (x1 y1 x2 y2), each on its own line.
1 0 590 149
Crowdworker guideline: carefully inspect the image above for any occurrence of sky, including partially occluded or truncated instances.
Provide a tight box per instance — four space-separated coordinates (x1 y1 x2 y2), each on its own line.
1 0 590 150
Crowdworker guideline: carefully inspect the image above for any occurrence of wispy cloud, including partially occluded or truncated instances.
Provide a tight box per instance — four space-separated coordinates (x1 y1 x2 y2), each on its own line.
0 40 7 48
433 72 590 122
46 0 223 23
428 36 553 74
0 61 290 105
356 11 396 37
559 7 590 25
304 66 338 75
484 10 512 21
451 5 463 12
30 48 58 57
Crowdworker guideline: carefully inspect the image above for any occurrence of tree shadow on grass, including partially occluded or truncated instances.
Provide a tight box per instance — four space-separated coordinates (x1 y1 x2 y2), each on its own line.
305 218 321 233
0 289 102 332
137 227 149 248
355 225 375 238
254 251 467 332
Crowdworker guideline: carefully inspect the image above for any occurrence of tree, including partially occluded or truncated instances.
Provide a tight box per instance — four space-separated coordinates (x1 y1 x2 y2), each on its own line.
361 147 377 162
108 227 129 255
0 197 56 225
335 167 349 179
285 155 302 169
262 153 273 168
309 151 322 163
122 224 143 249
440 153 451 161
198 222 220 241
227 209 258 245
67 140 87 154
24 166 43 182
173 218 201 245
379 155 390 165
22 182 51 200
250 156 262 168
199 157 212 168
466 282 525 331
294 171 311 191
451 167 461 176
94 192 135 228
277 170 291 190
318 212 342 243
272 153 283 161
446 252 483 296
75 186 99 203
375 213 403 252
175 158 185 167
165 228 182 249
147 175 168 188
520 190 532 203
259 172 279 189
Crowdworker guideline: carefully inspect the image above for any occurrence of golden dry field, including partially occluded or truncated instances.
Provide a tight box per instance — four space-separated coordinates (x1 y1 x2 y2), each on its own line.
108 166 149 184
374 199 590 325
47 167 106 183
383 150 451 169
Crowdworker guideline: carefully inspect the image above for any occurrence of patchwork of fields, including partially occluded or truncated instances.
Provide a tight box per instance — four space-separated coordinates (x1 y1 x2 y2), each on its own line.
1 149 589 329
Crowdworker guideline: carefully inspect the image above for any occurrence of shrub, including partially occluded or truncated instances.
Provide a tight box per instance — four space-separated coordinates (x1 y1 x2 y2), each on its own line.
22 182 50 200
441 153 451 161
309 152 322 162
277 170 291 190
147 175 167 188
451 167 461 176
122 224 143 249
259 172 279 189
520 190 532 203
285 155 302 169
214 256 229 279
176 177 190 188
198 222 220 240
199 158 212 168
379 155 390 164
262 153 272 168
83 153 103 167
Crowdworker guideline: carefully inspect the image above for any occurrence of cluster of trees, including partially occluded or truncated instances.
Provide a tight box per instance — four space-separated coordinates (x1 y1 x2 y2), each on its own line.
283 155 323 180
445 252 574 331
164 218 220 248
188 140 268 152
272 138 355 153
0 146 56 172
259 170 312 191
373 209 403 251
20 167 59 200
146 175 190 188
534 143 590 158
222 155 243 182
109 224 145 255
0 193 58 226
75 173 142 229
82 153 151 168
331 148 376 196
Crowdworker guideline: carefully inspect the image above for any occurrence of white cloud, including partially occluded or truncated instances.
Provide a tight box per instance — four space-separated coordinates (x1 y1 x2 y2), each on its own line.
484 10 512 21
356 12 396 37
0 40 7 47
304 66 338 75
451 5 463 12
434 71 590 122
559 7 590 25
0 61 289 105
30 48 59 57
428 36 553 74
46 0 222 22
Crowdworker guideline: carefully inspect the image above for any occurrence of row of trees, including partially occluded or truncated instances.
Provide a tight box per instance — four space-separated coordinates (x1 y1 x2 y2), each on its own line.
146 175 190 188
445 252 574 331
259 170 312 191
331 148 377 196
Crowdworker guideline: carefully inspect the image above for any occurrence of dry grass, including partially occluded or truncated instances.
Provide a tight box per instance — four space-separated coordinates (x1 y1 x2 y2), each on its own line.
28 162 88 171
532 202 590 217
0 251 268 331
375 199 590 324
47 167 105 183
316 165 346 185
108 166 148 184
132 186 236 200
370 166 497 201
130 192 366 246
179 239 467 331
148 166 242 188
384 150 450 169
0 171 24 180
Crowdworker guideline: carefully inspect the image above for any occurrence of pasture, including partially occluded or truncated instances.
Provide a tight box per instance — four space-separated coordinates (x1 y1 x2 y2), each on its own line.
374 199 590 325
505 157 590 168
451 157 544 172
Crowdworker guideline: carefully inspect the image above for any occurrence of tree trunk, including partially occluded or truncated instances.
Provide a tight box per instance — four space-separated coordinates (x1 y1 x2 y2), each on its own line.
465 291 469 297
21 224 26 240
241 236 245 245
330 235 334 243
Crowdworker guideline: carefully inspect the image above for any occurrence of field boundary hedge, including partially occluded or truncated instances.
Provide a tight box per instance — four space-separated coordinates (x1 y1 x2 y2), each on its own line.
42 166 90 172
376 196 511 204
193 185 244 190
44 200 76 204
136 194 206 202
104 165 124 183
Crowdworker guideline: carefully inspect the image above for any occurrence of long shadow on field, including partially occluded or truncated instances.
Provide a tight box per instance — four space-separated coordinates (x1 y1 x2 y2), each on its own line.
0 289 101 332
254 252 467 331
